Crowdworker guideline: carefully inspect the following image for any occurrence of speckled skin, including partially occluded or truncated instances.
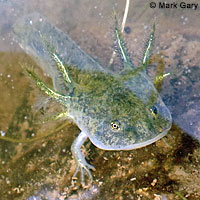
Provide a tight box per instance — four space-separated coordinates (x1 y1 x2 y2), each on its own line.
67 66 172 150
13 13 172 185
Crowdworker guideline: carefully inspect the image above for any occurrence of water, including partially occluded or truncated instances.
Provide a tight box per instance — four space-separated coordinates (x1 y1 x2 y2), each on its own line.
0 0 200 199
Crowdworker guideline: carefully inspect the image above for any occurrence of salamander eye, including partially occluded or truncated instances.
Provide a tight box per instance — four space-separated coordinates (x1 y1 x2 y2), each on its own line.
111 122 120 131
150 106 158 114
150 106 158 118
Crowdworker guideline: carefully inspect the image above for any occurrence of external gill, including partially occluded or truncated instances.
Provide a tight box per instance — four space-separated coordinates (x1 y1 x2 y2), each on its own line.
142 23 155 67
130 22 156 74
119 23 156 82
40 110 69 123
114 15 133 70
23 67 70 106
154 72 170 84
51 53 72 84
149 54 171 92
38 32 72 85
140 27 170 91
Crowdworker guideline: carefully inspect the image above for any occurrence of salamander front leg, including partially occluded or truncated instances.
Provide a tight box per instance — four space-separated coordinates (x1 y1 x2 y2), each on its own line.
71 131 95 187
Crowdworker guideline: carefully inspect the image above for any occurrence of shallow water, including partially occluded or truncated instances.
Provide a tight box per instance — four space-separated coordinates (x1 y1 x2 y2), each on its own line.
0 0 200 199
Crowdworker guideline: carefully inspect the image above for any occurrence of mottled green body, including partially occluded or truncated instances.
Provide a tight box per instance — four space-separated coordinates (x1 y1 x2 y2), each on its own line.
13 12 172 185
67 66 171 150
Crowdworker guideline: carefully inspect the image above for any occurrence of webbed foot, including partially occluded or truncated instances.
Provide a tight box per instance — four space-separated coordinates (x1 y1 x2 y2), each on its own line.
71 131 95 187
72 157 95 187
